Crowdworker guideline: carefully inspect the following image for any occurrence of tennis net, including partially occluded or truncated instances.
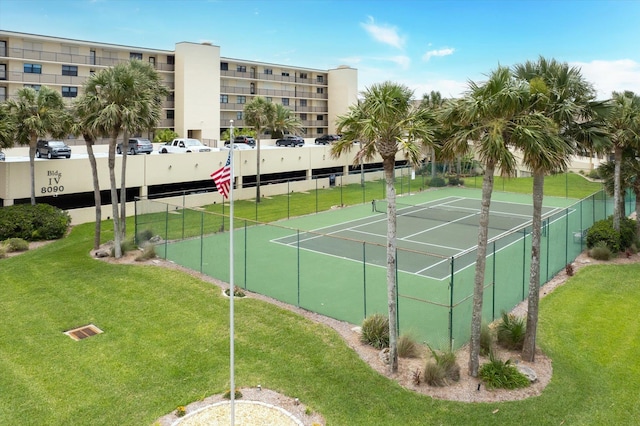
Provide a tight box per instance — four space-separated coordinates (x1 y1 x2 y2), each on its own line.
374 199 533 232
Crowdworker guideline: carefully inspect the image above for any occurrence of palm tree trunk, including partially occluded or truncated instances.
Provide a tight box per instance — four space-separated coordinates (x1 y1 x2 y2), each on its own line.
384 156 399 374
469 161 495 377
120 131 129 238
109 135 122 258
256 137 261 202
431 147 437 179
84 135 102 250
523 171 544 362
29 136 37 205
613 146 622 232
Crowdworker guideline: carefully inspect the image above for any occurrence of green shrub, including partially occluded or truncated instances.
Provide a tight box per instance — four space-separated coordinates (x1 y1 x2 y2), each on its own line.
480 322 493 356
0 245 6 258
589 241 613 260
429 176 446 187
479 351 530 389
423 346 460 386
135 244 157 261
497 311 526 350
397 334 420 358
0 204 70 241
360 313 389 349
3 238 29 252
587 168 601 179
223 388 242 399
618 216 636 250
135 229 154 244
586 218 620 252
448 177 464 186
110 239 137 257
153 128 179 143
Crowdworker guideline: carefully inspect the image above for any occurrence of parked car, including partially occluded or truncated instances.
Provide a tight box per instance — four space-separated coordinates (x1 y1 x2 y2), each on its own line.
222 143 254 150
117 138 153 155
229 135 256 147
314 134 341 145
276 135 305 147
0 151 5 161
159 138 212 154
36 140 71 159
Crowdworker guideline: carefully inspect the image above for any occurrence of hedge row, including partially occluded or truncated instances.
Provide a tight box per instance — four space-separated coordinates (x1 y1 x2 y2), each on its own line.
0 204 70 241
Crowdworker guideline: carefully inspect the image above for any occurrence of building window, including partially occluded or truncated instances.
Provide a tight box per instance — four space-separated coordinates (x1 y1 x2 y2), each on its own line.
299 72 307 79
220 62 228 71
149 57 156 67
167 55 175 65
61 86 78 98
317 128 324 134
166 110 174 119
237 65 246 72
282 72 290 77
300 113 307 120
90 69 96 76
0 63 5 80
130 52 143 60
62 65 78 76
220 94 229 103
266 97 272 102
282 98 289 106
0 40 6 57
24 63 42 74
317 115 323 121
24 84 41 91
237 96 246 104
236 112 243 120
316 87 324 94
0 86 6 102
299 99 307 107
264 68 272 75
89 49 96 65
250 83 255 94
317 75 324 83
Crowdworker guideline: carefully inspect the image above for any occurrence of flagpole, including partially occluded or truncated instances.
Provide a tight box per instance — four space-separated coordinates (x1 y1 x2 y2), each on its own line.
229 120 235 425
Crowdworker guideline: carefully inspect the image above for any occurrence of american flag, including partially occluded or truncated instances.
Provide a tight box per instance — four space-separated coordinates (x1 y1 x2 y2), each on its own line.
211 151 231 199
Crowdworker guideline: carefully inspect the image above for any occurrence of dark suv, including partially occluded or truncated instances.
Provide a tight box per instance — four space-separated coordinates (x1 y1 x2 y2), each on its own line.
314 134 341 145
276 135 305 147
36 140 71 159
117 138 153 155
229 135 256 147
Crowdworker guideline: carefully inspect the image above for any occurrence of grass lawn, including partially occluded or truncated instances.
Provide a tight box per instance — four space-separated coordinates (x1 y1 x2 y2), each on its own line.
3 174 632 426
1 224 638 425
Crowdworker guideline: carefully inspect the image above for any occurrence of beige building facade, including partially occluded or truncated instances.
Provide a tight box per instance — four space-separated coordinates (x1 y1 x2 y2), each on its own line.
0 30 358 144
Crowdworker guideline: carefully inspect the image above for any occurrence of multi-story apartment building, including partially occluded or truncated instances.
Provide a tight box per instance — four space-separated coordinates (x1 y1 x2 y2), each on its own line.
0 30 358 145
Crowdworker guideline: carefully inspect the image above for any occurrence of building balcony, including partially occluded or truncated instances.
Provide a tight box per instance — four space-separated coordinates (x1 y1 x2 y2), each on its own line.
3 47 174 71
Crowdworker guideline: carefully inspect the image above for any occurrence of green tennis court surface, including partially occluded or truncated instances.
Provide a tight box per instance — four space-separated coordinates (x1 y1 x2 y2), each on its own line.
147 187 615 348
272 195 561 280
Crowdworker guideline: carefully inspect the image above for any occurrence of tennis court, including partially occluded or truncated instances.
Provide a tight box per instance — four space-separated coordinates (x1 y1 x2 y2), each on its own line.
140 186 617 349
272 196 562 280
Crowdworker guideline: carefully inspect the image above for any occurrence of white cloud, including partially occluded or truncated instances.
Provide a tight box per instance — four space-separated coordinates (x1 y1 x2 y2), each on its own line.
422 48 455 61
571 59 640 99
389 55 411 69
360 16 405 49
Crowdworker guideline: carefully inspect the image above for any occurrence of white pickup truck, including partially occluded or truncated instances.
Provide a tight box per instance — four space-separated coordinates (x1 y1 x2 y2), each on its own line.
158 138 212 154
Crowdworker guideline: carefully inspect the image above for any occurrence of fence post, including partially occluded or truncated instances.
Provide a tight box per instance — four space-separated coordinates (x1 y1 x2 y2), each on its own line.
297 229 301 307
492 241 496 321
449 256 454 351
200 210 204 273
363 242 367 320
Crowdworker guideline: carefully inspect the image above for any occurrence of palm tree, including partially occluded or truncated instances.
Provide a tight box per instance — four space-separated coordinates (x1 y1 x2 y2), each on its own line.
73 91 106 250
5 86 71 205
269 104 302 140
79 61 168 257
332 81 435 374
420 91 445 179
604 91 640 232
439 66 553 376
513 57 602 361
0 102 16 150
244 97 276 202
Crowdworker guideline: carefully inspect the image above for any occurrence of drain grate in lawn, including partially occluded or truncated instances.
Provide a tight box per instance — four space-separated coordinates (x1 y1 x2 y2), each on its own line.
64 324 103 341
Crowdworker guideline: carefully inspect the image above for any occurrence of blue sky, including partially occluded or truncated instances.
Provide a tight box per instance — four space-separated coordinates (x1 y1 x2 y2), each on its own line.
1 0 639 100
